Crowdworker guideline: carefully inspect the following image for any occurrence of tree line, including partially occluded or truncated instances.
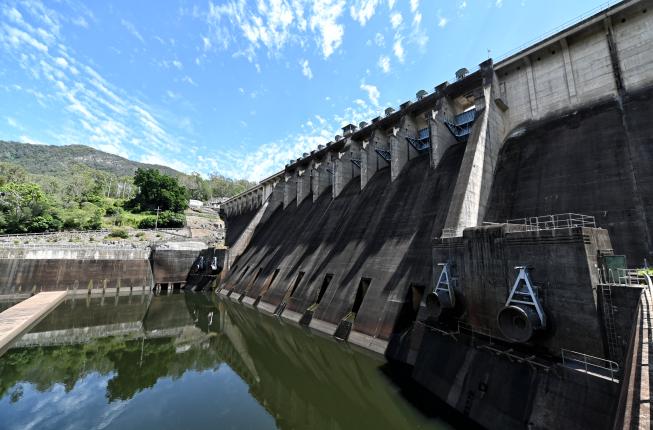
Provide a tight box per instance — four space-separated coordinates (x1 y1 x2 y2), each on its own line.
0 161 254 234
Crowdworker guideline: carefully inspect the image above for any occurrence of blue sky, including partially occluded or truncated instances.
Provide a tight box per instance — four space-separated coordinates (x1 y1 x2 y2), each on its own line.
0 0 605 181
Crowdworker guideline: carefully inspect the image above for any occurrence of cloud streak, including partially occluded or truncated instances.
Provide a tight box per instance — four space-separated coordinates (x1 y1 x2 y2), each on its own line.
0 0 189 171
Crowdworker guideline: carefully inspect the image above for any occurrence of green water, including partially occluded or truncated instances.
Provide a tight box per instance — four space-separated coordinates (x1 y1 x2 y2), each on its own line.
0 292 454 430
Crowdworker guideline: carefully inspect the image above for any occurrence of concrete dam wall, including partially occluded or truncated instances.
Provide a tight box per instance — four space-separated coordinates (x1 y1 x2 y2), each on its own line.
224 148 464 345
218 1 653 428
0 245 225 295
485 86 653 262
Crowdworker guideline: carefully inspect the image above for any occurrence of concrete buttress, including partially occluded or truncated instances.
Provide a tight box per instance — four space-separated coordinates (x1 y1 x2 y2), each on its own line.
442 60 508 236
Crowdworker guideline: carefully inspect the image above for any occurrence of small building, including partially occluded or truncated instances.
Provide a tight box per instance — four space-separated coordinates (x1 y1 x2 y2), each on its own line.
189 199 203 209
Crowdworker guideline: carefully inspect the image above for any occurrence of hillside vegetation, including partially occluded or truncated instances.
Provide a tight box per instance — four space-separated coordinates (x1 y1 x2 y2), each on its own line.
0 141 255 234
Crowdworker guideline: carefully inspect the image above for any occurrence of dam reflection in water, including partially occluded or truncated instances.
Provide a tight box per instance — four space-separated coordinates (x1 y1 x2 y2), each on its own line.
0 291 454 430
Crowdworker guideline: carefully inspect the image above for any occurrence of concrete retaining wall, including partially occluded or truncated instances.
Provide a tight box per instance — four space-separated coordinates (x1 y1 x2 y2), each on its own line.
0 244 217 294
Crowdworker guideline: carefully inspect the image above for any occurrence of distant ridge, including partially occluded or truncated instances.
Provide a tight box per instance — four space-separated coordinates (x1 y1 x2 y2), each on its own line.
0 140 184 177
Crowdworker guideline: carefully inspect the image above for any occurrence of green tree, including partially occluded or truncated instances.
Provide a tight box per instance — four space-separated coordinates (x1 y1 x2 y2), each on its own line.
128 168 189 213
0 162 27 186
0 182 61 233
207 173 255 198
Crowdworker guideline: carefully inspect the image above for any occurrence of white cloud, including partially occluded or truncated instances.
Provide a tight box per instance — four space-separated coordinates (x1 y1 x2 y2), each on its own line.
199 0 346 60
0 1 190 170
54 57 68 68
6 117 18 128
182 75 197 86
438 16 448 28
390 12 402 29
360 83 380 106
496 0 504 7
120 19 144 44
202 36 211 50
387 0 396 9
310 0 346 58
459 1 467 9
71 16 88 28
4 7 22 23
350 0 381 26
393 38 404 62
2 26 49 52
172 60 183 69
410 0 419 13
300 59 313 79
374 32 384 47
378 55 390 73
19 134 49 146
139 152 190 172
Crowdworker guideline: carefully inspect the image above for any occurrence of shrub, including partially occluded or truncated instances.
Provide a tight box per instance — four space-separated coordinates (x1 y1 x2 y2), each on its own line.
136 211 185 229
159 211 185 228
137 216 157 229
105 206 123 216
63 217 83 230
107 228 129 239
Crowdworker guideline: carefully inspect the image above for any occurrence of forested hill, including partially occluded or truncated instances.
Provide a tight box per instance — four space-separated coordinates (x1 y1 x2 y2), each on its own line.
0 140 183 177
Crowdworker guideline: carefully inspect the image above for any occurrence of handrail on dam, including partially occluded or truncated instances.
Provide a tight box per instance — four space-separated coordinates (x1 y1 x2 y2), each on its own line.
0 242 148 251
561 348 620 382
600 267 653 287
506 213 597 231
0 227 189 239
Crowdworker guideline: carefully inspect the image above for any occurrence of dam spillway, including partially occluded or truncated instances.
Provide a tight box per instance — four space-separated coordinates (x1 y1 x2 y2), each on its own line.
218 1 653 428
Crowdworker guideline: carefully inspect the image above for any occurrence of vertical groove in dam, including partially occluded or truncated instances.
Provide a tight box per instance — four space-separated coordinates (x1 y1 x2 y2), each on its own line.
224 144 465 339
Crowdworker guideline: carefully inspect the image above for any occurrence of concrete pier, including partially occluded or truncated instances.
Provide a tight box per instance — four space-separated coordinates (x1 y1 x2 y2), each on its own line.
0 291 67 353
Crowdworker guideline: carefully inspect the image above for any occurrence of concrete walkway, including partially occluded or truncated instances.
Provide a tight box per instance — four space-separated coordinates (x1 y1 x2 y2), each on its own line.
0 291 67 354
625 286 653 430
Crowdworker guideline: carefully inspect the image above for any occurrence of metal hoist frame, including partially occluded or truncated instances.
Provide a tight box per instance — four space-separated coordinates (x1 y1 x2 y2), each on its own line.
505 266 546 327
433 262 456 307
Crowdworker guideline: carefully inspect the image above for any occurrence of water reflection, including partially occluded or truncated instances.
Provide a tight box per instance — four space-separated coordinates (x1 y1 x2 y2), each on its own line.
0 292 451 430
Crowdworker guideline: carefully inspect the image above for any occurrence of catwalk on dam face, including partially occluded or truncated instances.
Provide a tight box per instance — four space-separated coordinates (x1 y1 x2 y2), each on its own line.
0 292 468 430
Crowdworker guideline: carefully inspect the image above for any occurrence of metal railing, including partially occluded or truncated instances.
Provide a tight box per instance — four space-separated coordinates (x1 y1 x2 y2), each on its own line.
454 109 477 125
600 267 652 287
440 228 460 239
0 228 189 239
375 148 392 162
507 213 596 231
561 348 620 382
0 242 148 251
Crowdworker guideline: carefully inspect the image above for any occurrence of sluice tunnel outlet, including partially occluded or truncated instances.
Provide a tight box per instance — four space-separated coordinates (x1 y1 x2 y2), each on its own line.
1 1 653 429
